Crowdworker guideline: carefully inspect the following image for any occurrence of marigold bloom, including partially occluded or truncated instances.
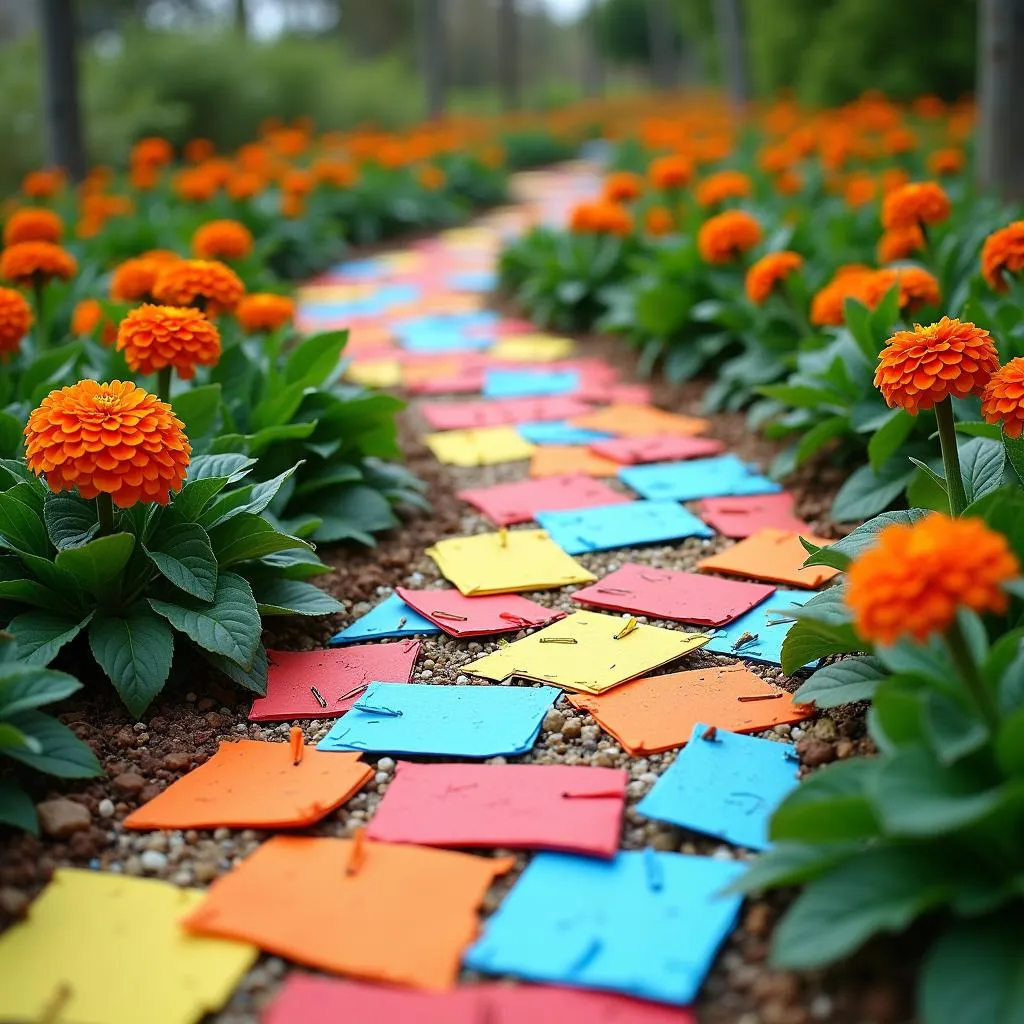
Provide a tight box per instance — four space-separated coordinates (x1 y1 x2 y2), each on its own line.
874 317 999 414
0 287 32 354
745 250 804 304
418 165 447 190
864 266 941 314
4 208 63 246
131 137 174 168
192 219 254 262
110 256 176 303
116 304 221 378
844 174 877 209
696 170 752 208
881 168 910 195
644 205 674 237
846 514 1019 645
130 164 162 192
313 159 358 189
697 210 762 264
21 169 65 199
281 193 305 219
774 169 803 196
603 171 643 203
981 358 1024 438
648 154 693 190
152 259 245 315
236 293 295 333
882 181 951 231
569 199 633 236
981 221 1024 292
878 225 924 263
173 168 219 203
226 171 266 201
281 169 315 196
25 380 191 508
809 267 875 326
184 138 216 164
71 299 116 344
0 241 77 285
928 147 966 177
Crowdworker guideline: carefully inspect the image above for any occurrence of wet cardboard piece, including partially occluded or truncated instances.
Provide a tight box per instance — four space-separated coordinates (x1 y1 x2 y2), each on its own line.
536 501 712 555
589 435 727 465
571 404 710 438
457 474 630 526
697 529 840 589
530 446 621 478
703 589 817 666
424 426 536 466
330 592 441 645
619 455 782 502
395 586 566 637
695 494 813 539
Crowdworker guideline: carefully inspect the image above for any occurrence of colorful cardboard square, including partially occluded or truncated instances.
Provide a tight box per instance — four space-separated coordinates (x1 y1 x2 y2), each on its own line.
184 837 512 992
590 435 727 465
696 494 813 539
703 588 817 666
124 740 372 830
464 851 744 1005
530 446 620 478
492 334 576 362
484 369 581 398
637 724 800 850
517 421 614 446
420 396 592 431
426 529 596 595
577 383 655 405
318 681 559 757
394 587 565 637
249 643 421 722
367 762 627 857
571 404 710 438
0 869 256 1024
344 359 403 389
458 474 630 526
619 455 782 502
571 564 775 628
698 528 839 589
536 500 712 555
331 592 441 645
424 426 535 466
568 664 808 755
465 610 709 695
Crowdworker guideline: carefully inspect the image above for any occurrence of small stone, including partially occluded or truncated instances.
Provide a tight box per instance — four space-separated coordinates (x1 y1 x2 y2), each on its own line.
112 772 146 796
795 737 835 767
163 752 192 772
213 827 230 841
193 860 220 884
140 850 168 873
376 757 396 773
773 723 791 737
169 869 193 887
752 972 800 1002
744 902 772 937
197 697 216 711
835 738 855 759
810 717 837 741
36 798 91 839
97 798 115 818
0 887 29 918
542 709 565 733
561 718 582 740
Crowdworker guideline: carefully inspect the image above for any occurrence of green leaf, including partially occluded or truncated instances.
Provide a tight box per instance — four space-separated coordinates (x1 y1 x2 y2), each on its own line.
201 644 268 695
253 579 344 616
995 705 1024 777
0 666 82 717
843 298 881 362
907 464 951 512
792 656 887 708
0 578 71 613
770 758 882 842
0 721 38 753
831 462 913 522
956 420 1003 441
3 709 102 777
869 675 928 752
186 453 257 483
0 484 50 556
0 779 38 834
171 476 232 522
959 437 1006 503
302 484 399 544
794 415 847 467
207 513 307 567
923 690 989 763
285 330 348 386
867 409 914 472
1001 430 1024 488
20 341 83 403
7 611 92 665
251 380 308 432
145 518 218 601
803 509 930 570
89 610 175 718
170 384 222 439
54 533 135 595
731 841 865 895
0 411 23 458
43 494 99 550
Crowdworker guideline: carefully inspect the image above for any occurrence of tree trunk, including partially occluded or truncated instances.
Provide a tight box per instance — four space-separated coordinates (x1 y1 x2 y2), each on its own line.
234 0 248 37
645 0 676 91
498 0 520 111
714 0 750 113
978 0 1024 200
582 0 603 97
38 0 86 181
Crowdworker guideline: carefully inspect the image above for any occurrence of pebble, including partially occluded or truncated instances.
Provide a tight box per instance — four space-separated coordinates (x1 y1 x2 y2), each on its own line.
542 709 565 732
810 717 837 741
98 798 115 818
0 886 29 918
376 757 395 772
561 718 582 739
112 772 146 796
140 850 168 873
36 799 91 839
796 737 836 767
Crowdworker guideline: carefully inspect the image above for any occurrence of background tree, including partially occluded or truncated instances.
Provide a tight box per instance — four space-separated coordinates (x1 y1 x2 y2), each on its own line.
498 0 520 110
977 0 1024 200
39 0 86 180
417 0 445 119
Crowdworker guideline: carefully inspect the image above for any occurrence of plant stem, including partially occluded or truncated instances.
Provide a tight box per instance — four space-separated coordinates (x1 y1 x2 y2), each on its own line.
156 366 172 403
945 617 1001 737
934 397 968 516
32 277 48 353
96 493 115 536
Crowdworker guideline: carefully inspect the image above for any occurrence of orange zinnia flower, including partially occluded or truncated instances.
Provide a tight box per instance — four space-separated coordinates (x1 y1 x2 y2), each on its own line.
644 206 674 237
281 169 315 196
846 514 1019 645
281 193 305 219
843 173 877 209
110 256 177 303
4 208 63 246
878 225 924 263
236 293 295 333
981 357 1024 438
313 159 359 189
184 138 216 163
131 137 174 168
881 181 951 231
774 169 803 196
809 267 876 326
648 154 693 191
569 200 633 236
152 259 245 315
865 266 941 314
71 299 116 344
927 147 965 177
745 250 804 304
697 210 762 264
25 380 191 507
192 219 254 262
981 221 1024 292
603 171 643 203
0 241 77 286
21 169 65 199
874 317 999 415
695 170 752 208
0 287 32 354
418 165 447 190
226 171 266 201
173 168 220 203
116 304 221 378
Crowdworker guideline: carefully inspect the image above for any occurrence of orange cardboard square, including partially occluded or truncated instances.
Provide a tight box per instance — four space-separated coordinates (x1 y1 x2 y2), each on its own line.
571 404 710 439
697 529 840 589
529 446 620 478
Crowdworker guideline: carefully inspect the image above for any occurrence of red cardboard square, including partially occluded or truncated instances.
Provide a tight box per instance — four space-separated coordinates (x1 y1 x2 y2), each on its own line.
420 396 592 431
696 494 814 539
367 762 627 857
457 474 631 526
395 587 564 637
590 435 728 465
577 383 655 405
571 564 776 627
248 644 420 722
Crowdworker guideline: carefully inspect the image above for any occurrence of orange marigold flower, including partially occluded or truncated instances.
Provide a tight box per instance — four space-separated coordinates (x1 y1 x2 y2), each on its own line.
173 168 219 203
116 304 221 379
982 357 1024 438
882 181 951 231
184 138 216 163
644 205 675 237
846 513 1019 645
774 169 803 196
313 159 358 189
882 127 918 155
874 317 999 414
695 170 753 208
980 221 1024 292
21 169 65 199
864 266 941 314
4 208 63 246
878 225 924 263
192 219 254 262
809 267 875 326
281 169 315 196
881 168 910 195
648 154 693 190
0 287 32 354
697 210 762 264
131 137 174 168
25 380 191 508
281 193 305 219
418 165 447 191
71 299 116 344
603 171 643 203
928 147 965 177
130 163 162 191
110 256 176 303
226 171 266 201
236 293 295 333
844 173 877 209
745 250 804 304
569 199 633 236
0 241 77 286
152 259 245 315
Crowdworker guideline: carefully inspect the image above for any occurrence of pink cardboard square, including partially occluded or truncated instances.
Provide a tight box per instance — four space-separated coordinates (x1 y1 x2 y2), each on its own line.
590 435 727 465
457 474 631 526
420 396 593 431
695 494 813 539
395 588 565 637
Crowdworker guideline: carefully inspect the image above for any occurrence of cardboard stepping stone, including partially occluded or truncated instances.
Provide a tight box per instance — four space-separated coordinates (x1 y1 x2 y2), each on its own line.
248 643 421 722
696 494 813 539
698 529 839 589
426 529 596 595
637 724 800 850
619 455 781 502
123 740 372 831
331 592 440 645
577 383 655 405
590 435 727 465
568 664 808 755
345 359 403 389
530 446 621 478
421 396 592 431
424 426 535 466
492 334 575 361
484 368 581 398
464 851 744 1005
318 682 559 757
517 421 613 446
183 837 512 992
465 610 708 695
536 501 712 555
571 403 710 438
703 589 816 666
0 869 256 1024
395 587 565 637
458 475 630 527
571 564 775 627
367 762 627 857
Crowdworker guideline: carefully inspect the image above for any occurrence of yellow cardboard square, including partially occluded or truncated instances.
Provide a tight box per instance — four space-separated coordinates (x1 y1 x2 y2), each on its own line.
424 426 536 467
345 359 403 389
491 335 576 362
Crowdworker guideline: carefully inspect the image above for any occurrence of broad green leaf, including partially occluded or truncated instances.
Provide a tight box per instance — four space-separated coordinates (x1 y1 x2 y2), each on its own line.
43 494 99 550
54 533 135 595
803 509 930 571
253 579 344 616
907 464 951 512
171 476 232 522
7 611 92 666
955 420 1002 441
0 779 38 834
0 411 23 458
876 635 954 686
831 462 913 523
869 676 929 752
303 484 399 544
0 579 71 612
89 611 175 718
792 656 887 708
959 437 1006 503
186 453 257 483
1001 430 1024 489
170 383 222 439
207 513 307 566
995 705 1024 777
0 484 50 556
867 408 914 472
251 380 308 432
770 758 882 842
0 722 38 753
284 330 348 386
794 415 847 467
20 341 83 402
0 666 81 717
730 841 865 895
145 519 218 601
242 547 332 581
202 644 268 695
923 689 989 763
4 709 102 777
246 465 301 516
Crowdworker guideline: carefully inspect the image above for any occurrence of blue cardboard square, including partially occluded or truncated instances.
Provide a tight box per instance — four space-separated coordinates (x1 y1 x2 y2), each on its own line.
703 589 814 666
399 329 494 354
447 270 497 293
330 593 441 645
517 421 613 446
484 369 581 399
464 850 744 1005
536 501 713 555
637 724 800 850
619 456 782 502
317 682 558 758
